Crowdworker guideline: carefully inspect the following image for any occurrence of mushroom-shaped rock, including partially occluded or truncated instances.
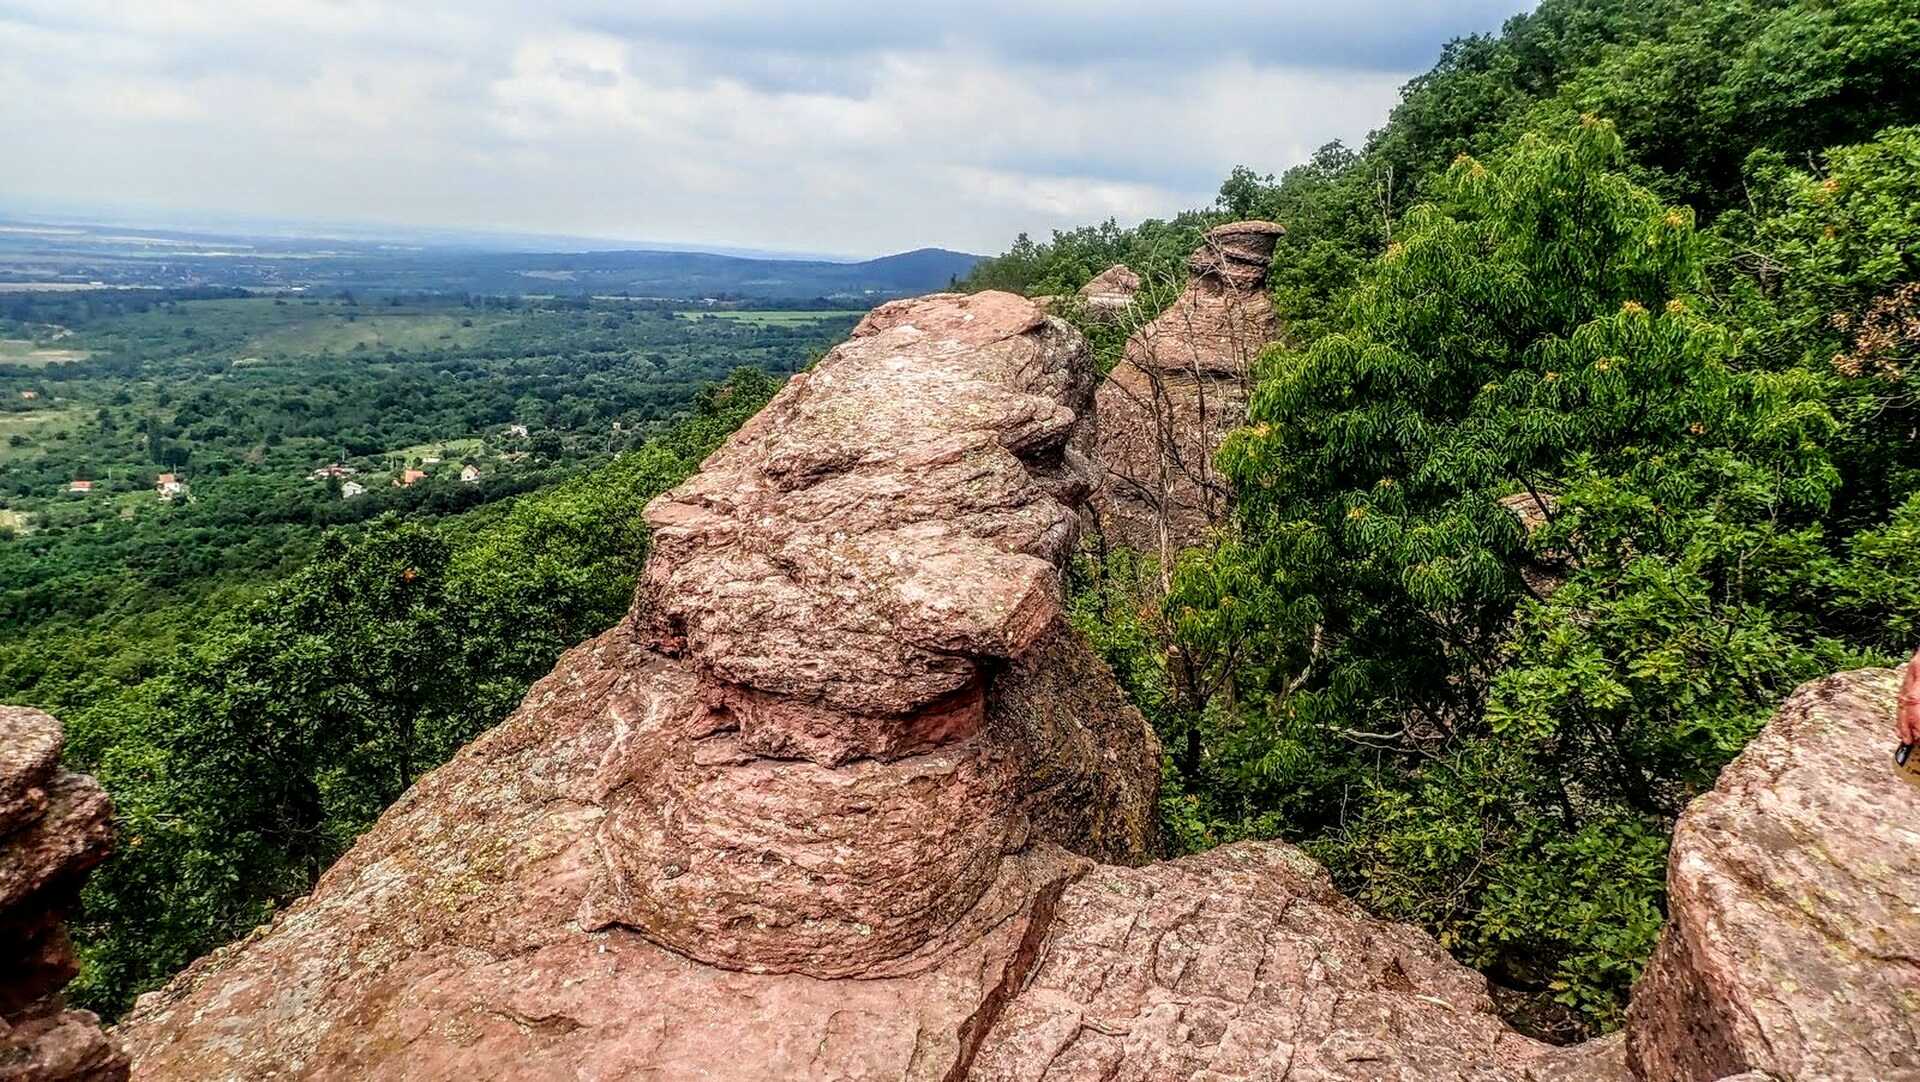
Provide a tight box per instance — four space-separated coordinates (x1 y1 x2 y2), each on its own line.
118 292 1161 1081
1075 263 1142 323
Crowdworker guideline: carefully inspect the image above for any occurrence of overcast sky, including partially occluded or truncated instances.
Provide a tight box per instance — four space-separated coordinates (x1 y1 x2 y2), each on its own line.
0 1 1534 257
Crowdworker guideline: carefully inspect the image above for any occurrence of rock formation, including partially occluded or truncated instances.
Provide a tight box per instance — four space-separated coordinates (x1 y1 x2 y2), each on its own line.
967 843 1550 1080
1074 263 1140 323
115 291 1594 1082
117 292 1162 1079
1624 666 1920 1082
1092 220 1284 554
1 707 127 1082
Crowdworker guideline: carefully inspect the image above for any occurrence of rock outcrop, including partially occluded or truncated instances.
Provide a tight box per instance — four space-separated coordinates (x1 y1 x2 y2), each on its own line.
1092 220 1284 554
117 292 1161 1079
1624 666 1920 1082
115 291 1592 1082
1074 263 1140 323
110 287 1920 1081
967 843 1549 1080
1 707 127 1082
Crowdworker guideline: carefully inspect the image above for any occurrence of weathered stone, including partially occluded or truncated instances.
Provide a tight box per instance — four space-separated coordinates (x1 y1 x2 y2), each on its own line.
119 292 1160 1080
639 290 1094 747
1092 221 1283 553
0 706 126 1082
1625 666 1920 1082
967 842 1553 1081
0 708 62 836
1500 490 1568 597
1075 264 1141 323
1521 1033 1635 1082
985 619 1161 865
0 1010 127 1082
0 776 112 915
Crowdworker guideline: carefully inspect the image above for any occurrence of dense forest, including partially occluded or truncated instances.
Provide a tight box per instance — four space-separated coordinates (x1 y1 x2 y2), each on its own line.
0 294 854 713
964 0 1920 1038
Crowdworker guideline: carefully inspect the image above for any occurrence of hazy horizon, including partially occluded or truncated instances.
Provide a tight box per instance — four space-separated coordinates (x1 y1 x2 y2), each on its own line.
0 0 1535 257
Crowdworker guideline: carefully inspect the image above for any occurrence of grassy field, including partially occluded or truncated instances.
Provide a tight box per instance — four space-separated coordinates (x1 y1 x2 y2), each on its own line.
0 339 90 365
243 310 507 357
0 409 82 462
382 437 488 466
673 309 853 327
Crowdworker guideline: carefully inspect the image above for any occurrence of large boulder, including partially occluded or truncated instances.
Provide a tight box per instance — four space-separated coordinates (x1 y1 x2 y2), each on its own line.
1625 666 1920 1082
118 292 1162 1079
1092 220 1284 554
1074 263 1141 324
0 706 126 1082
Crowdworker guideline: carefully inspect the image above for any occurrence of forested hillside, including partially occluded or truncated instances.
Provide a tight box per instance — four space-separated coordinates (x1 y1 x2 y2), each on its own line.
966 0 1920 1037
0 290 843 1015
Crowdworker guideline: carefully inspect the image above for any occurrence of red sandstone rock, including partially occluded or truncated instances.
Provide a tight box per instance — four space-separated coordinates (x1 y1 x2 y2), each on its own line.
0 706 126 1082
1625 666 1920 1082
119 292 1160 1080
967 842 1555 1081
640 290 1095 751
1092 221 1283 554
1074 264 1141 323
0 708 62 836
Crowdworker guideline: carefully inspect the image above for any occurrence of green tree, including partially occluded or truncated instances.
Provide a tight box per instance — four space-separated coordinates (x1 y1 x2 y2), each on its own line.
1182 119 1844 1027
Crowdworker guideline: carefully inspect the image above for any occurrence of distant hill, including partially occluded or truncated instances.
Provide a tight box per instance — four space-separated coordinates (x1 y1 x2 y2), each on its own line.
0 218 984 301
461 246 984 300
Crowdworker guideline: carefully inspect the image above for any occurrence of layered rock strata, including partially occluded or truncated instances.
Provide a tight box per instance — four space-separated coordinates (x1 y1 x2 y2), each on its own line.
1 706 127 1082
1074 263 1140 323
1092 220 1284 553
118 292 1162 1079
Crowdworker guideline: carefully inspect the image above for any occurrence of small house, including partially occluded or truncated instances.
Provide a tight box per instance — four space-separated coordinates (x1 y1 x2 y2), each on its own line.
341 480 366 499
67 479 93 493
460 465 481 484
309 463 357 481
19 390 37 401
155 473 186 500
395 468 427 488
506 424 529 439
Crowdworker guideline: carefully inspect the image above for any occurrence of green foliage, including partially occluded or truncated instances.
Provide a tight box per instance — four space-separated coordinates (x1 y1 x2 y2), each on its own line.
63 368 779 1017
957 215 1213 299
1063 109 1920 1035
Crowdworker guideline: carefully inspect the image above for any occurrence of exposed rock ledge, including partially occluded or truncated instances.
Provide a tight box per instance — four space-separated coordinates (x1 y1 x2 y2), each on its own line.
111 291 1917 1081
1 707 127 1082
1626 666 1920 1082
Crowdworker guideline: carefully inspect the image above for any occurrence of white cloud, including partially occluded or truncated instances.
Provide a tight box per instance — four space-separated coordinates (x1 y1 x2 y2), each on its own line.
0 1 1532 255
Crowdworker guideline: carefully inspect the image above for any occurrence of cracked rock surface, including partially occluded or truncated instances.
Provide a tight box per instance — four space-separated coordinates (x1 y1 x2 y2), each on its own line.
1625 666 1920 1082
1 706 127 1082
